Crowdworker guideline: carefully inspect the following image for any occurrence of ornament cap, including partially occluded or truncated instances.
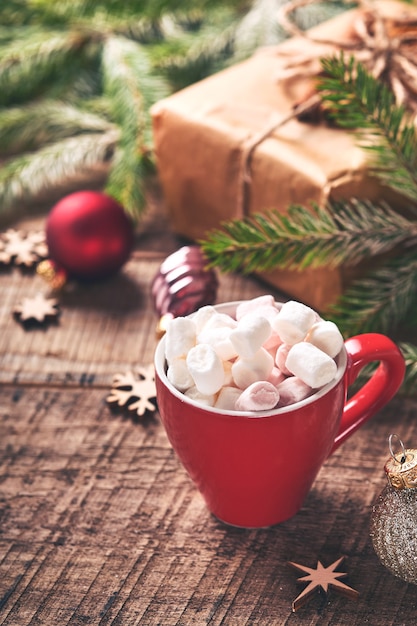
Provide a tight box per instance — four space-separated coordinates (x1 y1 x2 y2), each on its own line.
384 434 417 490
156 313 174 339
37 259 67 290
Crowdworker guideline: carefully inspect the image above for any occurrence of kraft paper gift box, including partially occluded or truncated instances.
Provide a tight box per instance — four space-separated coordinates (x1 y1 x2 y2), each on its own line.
151 1 415 311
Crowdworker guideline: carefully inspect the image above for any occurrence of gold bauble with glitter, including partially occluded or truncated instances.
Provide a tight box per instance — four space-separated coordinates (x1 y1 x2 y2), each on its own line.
370 435 417 585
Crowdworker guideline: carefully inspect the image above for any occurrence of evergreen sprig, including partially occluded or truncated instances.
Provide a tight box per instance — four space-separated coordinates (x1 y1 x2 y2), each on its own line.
400 342 417 396
0 29 102 107
0 131 118 219
201 200 417 273
318 54 417 206
0 101 115 156
330 250 417 336
101 35 168 216
0 0 261 222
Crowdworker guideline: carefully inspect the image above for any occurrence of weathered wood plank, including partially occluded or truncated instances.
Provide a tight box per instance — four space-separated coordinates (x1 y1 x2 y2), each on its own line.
1 382 417 625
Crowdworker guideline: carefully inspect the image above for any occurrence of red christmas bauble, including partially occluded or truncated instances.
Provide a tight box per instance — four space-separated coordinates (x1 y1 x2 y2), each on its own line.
46 191 134 281
151 245 218 322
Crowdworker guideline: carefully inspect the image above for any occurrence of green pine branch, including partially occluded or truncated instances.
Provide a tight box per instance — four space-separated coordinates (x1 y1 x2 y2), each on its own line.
101 35 169 217
0 101 115 156
400 342 417 396
102 35 168 143
0 1 254 221
329 249 417 336
0 29 102 107
318 54 417 207
154 17 237 91
200 200 417 273
0 131 118 220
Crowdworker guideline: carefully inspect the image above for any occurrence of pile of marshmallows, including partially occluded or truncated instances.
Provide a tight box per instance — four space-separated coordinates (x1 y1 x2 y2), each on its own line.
163 296 344 412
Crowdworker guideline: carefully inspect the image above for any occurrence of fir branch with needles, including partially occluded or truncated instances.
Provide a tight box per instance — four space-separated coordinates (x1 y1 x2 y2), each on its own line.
0 131 118 219
330 250 417 336
0 102 115 156
318 54 417 207
153 10 239 91
0 29 103 107
0 0 269 222
201 200 417 273
400 342 417 396
101 35 169 216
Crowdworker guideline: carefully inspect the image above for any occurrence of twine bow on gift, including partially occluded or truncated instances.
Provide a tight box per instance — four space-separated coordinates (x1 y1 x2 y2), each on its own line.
277 0 417 112
238 0 417 216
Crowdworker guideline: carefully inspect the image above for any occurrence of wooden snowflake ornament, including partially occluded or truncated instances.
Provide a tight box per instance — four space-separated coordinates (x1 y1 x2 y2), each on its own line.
13 292 60 326
0 229 48 268
107 366 157 418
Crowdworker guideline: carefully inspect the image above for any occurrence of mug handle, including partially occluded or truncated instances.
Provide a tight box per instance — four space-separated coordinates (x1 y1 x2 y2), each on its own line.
330 333 405 454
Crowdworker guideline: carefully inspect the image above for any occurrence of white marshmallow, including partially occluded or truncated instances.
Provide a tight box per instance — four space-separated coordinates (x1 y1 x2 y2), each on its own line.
275 343 293 376
306 320 344 358
236 295 277 320
186 343 225 395
167 358 194 391
184 385 216 407
203 312 237 331
230 314 272 358
165 317 196 364
215 386 242 410
197 326 238 361
277 377 312 406
286 342 337 388
235 381 280 412
192 305 217 334
232 348 274 389
271 300 316 345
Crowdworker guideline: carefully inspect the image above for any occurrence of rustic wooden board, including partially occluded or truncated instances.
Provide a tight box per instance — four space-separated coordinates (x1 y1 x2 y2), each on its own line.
1 385 417 625
1 198 417 625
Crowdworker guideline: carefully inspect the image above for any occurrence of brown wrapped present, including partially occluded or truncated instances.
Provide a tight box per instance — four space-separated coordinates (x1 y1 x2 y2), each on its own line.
151 0 417 310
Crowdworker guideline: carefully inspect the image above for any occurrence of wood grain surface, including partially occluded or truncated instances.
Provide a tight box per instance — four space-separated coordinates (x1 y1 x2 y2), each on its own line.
1 192 417 625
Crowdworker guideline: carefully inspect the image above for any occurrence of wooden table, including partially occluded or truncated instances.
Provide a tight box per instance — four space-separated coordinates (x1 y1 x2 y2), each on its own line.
1 188 416 625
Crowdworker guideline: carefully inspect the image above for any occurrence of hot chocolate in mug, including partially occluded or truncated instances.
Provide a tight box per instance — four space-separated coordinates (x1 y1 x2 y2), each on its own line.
154 301 405 528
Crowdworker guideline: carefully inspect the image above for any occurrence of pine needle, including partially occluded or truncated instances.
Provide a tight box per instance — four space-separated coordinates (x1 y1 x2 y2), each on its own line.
0 101 115 156
105 144 148 221
318 54 417 207
328 250 417 335
0 131 118 221
102 35 169 218
232 0 288 62
0 29 102 106
399 342 417 396
200 200 417 273
0 1 249 219
154 11 238 90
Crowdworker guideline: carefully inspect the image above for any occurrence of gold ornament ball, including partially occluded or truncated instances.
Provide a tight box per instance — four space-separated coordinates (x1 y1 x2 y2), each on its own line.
370 483 417 584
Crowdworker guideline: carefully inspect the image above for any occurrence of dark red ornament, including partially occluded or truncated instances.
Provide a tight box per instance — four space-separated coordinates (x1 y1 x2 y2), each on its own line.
44 191 134 282
151 246 218 331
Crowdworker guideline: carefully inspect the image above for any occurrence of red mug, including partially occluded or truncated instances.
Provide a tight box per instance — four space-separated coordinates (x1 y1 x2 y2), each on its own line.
154 301 405 528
